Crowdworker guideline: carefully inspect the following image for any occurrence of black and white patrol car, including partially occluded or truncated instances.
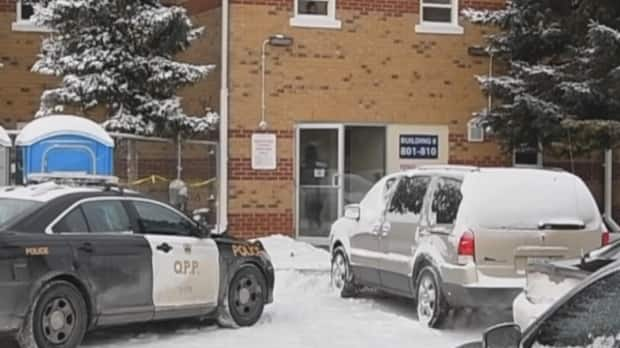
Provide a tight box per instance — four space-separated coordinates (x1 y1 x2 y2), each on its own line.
0 181 274 348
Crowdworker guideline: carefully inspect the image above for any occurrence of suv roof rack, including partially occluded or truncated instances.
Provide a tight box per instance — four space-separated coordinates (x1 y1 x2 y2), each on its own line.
416 165 480 172
27 173 120 187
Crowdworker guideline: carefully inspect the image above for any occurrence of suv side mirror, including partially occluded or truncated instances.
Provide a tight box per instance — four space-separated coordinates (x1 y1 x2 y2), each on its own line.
483 323 521 348
344 204 360 221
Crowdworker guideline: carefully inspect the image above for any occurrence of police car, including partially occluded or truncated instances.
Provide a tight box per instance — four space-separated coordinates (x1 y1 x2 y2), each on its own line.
0 179 274 348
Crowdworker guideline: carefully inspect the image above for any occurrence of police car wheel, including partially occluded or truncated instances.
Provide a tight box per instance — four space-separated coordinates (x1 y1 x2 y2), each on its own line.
18 280 88 348
227 265 266 327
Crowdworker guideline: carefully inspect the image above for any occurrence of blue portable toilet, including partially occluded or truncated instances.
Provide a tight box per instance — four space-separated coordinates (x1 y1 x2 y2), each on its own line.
15 115 114 183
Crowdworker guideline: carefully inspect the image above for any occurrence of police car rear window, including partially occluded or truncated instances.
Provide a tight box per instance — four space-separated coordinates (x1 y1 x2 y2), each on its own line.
0 198 42 227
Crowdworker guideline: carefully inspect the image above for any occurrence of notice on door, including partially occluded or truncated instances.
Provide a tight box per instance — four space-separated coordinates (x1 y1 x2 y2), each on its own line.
399 134 439 159
251 133 277 170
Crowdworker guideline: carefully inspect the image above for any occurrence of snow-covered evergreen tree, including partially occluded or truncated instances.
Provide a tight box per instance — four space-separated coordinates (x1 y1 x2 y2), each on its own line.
464 1 620 154
31 0 219 137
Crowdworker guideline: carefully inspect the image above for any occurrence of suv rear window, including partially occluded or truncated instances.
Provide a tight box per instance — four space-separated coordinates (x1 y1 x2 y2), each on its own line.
461 171 599 230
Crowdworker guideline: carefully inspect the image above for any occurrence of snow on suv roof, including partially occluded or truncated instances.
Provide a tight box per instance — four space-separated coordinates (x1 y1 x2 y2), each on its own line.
15 115 114 147
0 182 103 202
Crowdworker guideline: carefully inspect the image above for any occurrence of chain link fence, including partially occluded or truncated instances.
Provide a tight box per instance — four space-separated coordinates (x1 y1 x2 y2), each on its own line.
112 134 218 225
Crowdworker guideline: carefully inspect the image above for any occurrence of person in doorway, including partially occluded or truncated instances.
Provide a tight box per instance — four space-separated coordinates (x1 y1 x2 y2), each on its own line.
301 144 327 232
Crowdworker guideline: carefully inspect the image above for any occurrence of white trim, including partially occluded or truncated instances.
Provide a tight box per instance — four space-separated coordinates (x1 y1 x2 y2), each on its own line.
290 15 342 29
11 20 52 33
290 0 341 29
415 23 464 35
416 0 463 35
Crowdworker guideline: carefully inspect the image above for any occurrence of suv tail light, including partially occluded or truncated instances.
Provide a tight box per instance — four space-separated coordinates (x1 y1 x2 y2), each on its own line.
457 230 475 265
602 226 611 247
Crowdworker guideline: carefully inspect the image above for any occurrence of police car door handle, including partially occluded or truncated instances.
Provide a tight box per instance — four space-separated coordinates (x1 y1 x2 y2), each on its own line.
157 242 173 253
78 242 94 253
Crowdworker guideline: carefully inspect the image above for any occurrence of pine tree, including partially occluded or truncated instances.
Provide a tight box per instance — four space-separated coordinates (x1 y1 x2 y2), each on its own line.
464 0 620 154
31 0 219 137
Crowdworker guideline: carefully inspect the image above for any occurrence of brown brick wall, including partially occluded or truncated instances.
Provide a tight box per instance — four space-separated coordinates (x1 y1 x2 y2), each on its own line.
0 3 221 128
230 0 506 13
227 3 508 238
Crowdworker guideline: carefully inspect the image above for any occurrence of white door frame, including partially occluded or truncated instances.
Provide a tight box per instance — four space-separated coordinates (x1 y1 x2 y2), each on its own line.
295 123 344 245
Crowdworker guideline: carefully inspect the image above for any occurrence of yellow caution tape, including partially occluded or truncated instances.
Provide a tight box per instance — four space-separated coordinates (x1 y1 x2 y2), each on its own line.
127 175 216 188
189 178 217 188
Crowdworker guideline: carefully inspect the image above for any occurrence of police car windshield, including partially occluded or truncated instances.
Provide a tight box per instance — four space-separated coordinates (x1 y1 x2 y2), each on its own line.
0 199 42 227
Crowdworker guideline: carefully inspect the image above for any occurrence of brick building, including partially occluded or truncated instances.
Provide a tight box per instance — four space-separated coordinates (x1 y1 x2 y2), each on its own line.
225 0 514 243
1 0 614 242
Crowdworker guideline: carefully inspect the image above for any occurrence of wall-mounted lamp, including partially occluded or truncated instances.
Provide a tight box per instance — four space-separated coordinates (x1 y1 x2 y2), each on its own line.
260 34 294 130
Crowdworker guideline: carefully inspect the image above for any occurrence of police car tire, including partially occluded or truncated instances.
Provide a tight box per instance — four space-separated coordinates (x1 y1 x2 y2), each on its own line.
227 264 267 327
17 280 88 348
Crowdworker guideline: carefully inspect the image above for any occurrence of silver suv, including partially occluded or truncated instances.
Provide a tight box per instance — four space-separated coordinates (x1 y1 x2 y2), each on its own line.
329 166 604 328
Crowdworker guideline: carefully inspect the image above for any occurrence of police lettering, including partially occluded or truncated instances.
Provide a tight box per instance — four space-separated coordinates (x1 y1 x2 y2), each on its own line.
232 244 262 257
174 260 199 275
25 247 49 256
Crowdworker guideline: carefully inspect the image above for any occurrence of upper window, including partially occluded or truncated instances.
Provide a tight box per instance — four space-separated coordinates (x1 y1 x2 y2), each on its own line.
13 0 50 32
416 0 464 35
290 0 341 29
430 177 463 225
133 201 196 237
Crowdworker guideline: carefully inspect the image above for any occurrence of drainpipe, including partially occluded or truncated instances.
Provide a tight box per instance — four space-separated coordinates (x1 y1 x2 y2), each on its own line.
604 149 620 232
218 0 230 234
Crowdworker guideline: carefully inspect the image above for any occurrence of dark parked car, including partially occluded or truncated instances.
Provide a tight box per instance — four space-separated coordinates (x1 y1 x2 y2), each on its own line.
458 259 620 348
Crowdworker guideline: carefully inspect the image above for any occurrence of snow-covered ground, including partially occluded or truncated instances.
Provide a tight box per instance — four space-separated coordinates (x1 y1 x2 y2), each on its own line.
4 235 509 348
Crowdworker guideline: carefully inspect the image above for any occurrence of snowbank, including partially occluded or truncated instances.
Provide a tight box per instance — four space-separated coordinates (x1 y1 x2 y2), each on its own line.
258 234 330 271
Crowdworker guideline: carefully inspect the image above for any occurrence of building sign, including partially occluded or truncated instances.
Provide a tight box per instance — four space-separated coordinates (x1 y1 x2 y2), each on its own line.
399 134 439 159
251 133 277 170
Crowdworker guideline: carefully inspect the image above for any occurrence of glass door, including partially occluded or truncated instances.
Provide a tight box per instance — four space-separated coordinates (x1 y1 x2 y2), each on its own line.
296 125 344 243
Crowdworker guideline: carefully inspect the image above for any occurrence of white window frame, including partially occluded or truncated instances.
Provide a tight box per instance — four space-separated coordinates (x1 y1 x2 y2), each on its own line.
12 0 52 33
290 0 342 30
513 144 543 168
415 0 463 35
467 119 484 143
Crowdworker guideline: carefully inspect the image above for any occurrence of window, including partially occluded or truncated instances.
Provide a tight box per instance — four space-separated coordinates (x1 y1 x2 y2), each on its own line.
529 270 620 347
513 143 543 168
81 201 132 233
430 177 462 225
416 0 464 35
53 208 88 233
12 0 51 32
290 0 341 29
388 176 432 221
467 119 484 143
133 201 196 237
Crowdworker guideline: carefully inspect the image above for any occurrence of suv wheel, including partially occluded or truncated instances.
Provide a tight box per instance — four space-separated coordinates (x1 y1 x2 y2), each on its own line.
416 266 448 328
331 247 358 298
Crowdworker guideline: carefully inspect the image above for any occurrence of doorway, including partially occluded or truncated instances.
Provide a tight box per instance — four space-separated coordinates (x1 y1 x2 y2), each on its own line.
296 124 386 244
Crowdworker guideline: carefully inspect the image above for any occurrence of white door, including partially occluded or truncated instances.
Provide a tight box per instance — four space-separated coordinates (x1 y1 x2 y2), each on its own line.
296 124 344 245
132 200 219 309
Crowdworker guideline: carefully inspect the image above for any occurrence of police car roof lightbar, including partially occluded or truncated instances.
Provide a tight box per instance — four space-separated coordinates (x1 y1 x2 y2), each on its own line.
27 173 120 186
